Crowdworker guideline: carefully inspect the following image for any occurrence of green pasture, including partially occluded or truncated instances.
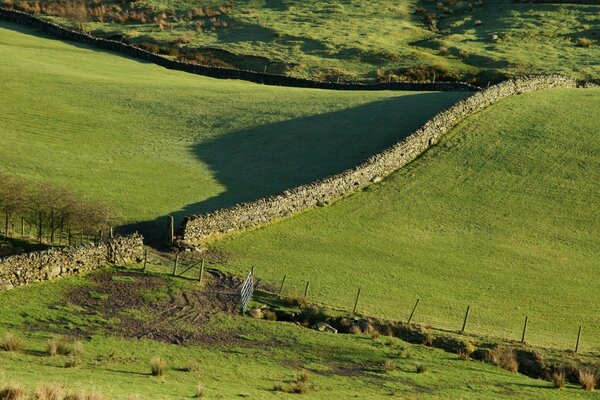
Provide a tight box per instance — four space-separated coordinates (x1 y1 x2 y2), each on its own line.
0 268 594 399
215 87 600 351
0 21 466 239
34 0 600 82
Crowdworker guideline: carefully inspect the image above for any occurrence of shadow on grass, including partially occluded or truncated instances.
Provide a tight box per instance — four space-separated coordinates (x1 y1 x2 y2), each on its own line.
120 92 467 246
0 235 50 257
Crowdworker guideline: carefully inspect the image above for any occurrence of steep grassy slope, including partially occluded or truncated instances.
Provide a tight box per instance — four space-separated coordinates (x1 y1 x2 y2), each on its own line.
0 21 466 234
9 0 598 82
215 87 600 351
0 267 595 399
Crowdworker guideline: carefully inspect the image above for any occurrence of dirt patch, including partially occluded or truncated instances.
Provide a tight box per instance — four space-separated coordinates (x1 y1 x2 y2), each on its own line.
63 270 244 346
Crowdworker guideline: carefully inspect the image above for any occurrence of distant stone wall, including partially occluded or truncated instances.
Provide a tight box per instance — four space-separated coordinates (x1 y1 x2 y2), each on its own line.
0 8 479 92
0 234 143 290
180 75 578 244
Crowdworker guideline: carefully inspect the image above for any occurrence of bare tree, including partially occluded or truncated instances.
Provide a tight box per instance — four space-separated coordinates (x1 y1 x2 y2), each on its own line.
0 171 27 236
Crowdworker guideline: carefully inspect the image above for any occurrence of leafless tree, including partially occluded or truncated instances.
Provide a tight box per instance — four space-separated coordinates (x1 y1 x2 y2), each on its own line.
0 171 27 236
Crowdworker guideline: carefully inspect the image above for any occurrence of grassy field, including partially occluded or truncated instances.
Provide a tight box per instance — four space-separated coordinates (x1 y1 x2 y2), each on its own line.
0 266 595 399
214 87 600 351
10 0 599 83
0 21 466 239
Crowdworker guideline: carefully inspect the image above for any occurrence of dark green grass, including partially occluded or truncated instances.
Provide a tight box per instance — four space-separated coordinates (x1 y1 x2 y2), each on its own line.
0 21 466 239
215 87 600 351
24 0 600 82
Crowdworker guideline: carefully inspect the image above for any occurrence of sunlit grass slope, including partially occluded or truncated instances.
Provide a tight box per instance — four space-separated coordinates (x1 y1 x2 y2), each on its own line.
216 87 600 351
0 21 467 232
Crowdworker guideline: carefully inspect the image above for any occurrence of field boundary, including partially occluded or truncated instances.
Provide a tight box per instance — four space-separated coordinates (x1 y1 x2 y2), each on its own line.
0 234 143 291
0 8 480 92
180 75 578 245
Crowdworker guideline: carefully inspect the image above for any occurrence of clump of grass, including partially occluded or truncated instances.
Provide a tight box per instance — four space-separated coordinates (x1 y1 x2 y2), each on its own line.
438 46 449 56
349 325 362 335
576 38 593 48
1 332 23 352
151 356 167 376
73 340 84 356
47 338 59 357
273 370 311 394
415 362 428 373
291 382 308 394
370 329 381 339
489 346 518 373
262 309 277 321
56 339 73 356
382 359 395 373
64 356 80 369
35 383 65 400
552 370 566 389
459 50 469 60
284 293 307 308
0 383 26 400
186 360 201 373
579 370 596 391
298 370 310 383
194 382 205 398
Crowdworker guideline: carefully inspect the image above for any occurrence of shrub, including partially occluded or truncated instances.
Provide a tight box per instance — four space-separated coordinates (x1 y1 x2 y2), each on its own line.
552 370 566 389
1 333 23 352
489 346 518 373
194 382 205 398
186 360 201 373
579 370 596 391
151 356 167 376
576 38 593 48
0 384 26 400
415 362 428 373
36 383 65 400
438 46 449 56
382 359 395 373
65 356 80 369
47 338 58 357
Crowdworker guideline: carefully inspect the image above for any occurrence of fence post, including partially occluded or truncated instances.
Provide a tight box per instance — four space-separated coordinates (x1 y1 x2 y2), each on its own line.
407 299 420 324
166 216 174 245
461 305 471 333
199 259 205 283
68 228 72 246
143 249 148 272
109 227 114 239
353 288 361 314
278 275 286 296
575 326 582 353
304 281 310 298
172 252 179 276
521 316 528 343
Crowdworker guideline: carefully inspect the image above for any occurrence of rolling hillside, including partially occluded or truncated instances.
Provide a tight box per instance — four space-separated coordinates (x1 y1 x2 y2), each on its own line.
215 87 600 350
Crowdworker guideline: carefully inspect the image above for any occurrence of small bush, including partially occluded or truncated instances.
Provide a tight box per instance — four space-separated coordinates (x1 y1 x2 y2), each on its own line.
186 360 201 373
415 362 428 373
382 359 395 373
64 356 80 369
151 356 167 376
489 346 518 373
0 384 26 400
552 370 566 389
1 333 23 352
576 38 593 48
438 46 449 56
36 383 65 400
579 370 596 391
194 382 205 398
47 338 59 357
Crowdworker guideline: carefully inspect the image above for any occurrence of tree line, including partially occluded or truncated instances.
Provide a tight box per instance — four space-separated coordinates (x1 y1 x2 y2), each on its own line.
0 171 116 243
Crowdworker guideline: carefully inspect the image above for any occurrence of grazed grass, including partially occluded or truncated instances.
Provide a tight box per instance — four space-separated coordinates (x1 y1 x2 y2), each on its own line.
216 88 600 351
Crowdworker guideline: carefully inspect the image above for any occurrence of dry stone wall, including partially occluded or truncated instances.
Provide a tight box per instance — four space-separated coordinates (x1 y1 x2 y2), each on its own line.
0 8 479 92
180 75 578 244
0 234 143 291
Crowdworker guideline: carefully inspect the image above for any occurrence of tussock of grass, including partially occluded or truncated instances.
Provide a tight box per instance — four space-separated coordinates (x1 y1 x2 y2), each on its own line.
1 332 23 352
579 370 596 391
552 371 566 389
0 383 26 400
489 346 518 373
150 356 167 376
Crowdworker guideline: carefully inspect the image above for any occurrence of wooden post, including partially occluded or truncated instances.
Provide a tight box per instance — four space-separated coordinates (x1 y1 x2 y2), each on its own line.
199 259 205 283
278 275 287 296
407 299 420 324
353 288 361 314
167 216 174 245
575 326 582 353
521 316 528 343
143 249 148 272
172 252 179 276
461 305 471 333
67 228 72 246
304 281 310 298
109 227 114 239
99 230 103 242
